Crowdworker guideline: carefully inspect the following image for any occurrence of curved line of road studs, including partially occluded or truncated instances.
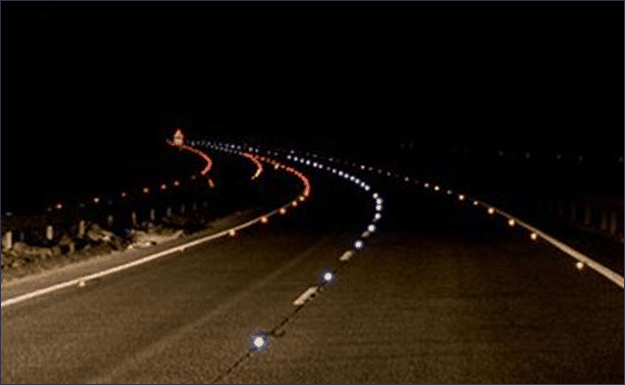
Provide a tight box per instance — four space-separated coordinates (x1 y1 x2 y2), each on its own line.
0 143 310 308
16 142 213 216
201 140 386 383
195 140 623 289
202 140 384 306
279 147 624 290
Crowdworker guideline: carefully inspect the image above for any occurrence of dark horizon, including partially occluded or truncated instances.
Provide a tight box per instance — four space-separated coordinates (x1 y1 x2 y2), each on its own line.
2 3 623 213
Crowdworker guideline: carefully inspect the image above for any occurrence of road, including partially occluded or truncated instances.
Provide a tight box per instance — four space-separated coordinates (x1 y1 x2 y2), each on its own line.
1 152 622 384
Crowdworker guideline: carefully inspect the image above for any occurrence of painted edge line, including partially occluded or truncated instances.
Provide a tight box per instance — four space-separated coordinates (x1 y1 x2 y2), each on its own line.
2 142 302 308
488 205 624 289
0 206 289 309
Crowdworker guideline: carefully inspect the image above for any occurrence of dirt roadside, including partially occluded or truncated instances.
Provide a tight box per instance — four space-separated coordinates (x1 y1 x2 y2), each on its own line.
1 209 255 286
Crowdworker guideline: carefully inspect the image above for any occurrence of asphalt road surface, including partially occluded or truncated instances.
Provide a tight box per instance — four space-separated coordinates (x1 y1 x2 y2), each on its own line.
1 155 623 384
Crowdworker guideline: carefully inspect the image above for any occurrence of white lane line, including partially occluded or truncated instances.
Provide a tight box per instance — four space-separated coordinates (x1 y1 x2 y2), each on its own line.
370 165 623 289
293 286 318 306
339 250 355 262
490 206 624 289
1 206 290 309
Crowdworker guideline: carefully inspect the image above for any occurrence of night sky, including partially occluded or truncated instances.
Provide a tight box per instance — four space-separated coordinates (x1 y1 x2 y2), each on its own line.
2 3 623 213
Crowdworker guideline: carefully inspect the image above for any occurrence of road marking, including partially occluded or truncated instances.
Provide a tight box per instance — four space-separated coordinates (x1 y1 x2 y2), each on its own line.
2 142 311 308
363 161 623 289
1 206 290 309
293 286 318 306
339 250 355 262
486 206 623 289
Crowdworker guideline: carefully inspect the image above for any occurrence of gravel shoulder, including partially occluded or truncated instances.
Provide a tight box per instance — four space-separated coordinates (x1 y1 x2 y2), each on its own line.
1 210 255 302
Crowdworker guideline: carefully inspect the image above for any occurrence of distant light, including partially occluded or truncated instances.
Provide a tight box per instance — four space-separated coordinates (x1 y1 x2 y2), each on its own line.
368 224 376 232
261 217 268 224
424 183 429 188
459 195 465 201
121 192 127 197
376 205 383 211
508 219 515 227
447 190 452 195
143 187 150 194
55 203 63 210
373 193 379 199
376 198 383 205
354 240 364 249
161 184 167 190
488 208 495 215
576 261 584 270
556 153 561 160
292 201 299 207
473 200 478 206
279 208 287 215
93 197 100 204
530 233 537 240
323 272 334 282
229 230 237 237
299 196 305 202
374 213 382 221
173 181 180 187
434 186 440 191
364 186 370 191
405 177 410 182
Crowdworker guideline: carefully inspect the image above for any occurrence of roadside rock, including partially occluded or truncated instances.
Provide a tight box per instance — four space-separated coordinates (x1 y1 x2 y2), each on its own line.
127 226 184 249
12 242 53 259
85 224 115 243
